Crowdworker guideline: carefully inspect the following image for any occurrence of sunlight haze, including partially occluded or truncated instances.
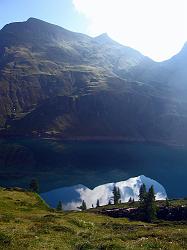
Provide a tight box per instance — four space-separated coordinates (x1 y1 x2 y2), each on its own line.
0 0 187 61
73 0 187 61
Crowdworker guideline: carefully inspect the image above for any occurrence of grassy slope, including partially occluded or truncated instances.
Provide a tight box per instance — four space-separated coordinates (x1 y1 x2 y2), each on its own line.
0 189 186 250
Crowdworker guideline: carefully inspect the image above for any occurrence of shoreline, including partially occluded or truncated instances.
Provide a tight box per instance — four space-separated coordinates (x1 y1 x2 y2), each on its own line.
0 134 185 147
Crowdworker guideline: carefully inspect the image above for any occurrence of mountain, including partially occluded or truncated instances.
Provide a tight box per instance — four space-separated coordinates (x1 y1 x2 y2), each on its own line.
0 18 187 144
125 42 187 97
41 175 167 210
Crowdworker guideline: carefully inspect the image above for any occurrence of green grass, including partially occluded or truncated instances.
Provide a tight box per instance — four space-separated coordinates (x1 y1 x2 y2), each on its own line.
0 189 186 249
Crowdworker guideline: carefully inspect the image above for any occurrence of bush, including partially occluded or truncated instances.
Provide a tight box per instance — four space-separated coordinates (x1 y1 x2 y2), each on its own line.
0 232 12 245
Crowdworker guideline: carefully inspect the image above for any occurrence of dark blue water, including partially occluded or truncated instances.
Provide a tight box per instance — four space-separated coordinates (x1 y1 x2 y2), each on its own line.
0 138 186 198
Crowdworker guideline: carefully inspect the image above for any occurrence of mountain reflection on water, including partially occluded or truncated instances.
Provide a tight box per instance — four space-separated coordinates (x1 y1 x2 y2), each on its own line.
0 138 186 198
41 175 167 210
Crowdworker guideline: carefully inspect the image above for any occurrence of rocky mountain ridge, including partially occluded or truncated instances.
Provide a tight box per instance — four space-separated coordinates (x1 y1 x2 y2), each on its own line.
0 18 187 144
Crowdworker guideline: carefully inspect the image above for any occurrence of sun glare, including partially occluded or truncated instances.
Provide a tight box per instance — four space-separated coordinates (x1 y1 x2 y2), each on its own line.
73 0 187 61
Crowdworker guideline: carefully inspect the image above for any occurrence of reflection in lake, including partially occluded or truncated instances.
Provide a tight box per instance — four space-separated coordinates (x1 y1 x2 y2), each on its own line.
0 138 186 199
41 175 167 210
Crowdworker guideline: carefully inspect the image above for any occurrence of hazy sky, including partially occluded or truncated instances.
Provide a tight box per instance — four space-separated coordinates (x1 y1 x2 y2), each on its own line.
1 0 187 61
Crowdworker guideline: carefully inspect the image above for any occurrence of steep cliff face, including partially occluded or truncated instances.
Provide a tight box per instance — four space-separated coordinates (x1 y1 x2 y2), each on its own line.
1 18 187 144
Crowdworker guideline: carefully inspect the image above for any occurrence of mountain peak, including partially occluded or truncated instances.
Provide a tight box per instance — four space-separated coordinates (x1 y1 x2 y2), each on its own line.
1 17 90 46
27 17 40 22
94 33 114 44
25 17 62 30
26 17 58 27
26 17 47 25
96 32 109 39
28 17 42 21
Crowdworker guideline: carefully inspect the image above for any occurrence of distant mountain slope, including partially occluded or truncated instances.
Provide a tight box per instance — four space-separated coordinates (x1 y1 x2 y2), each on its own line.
0 18 187 144
124 43 187 99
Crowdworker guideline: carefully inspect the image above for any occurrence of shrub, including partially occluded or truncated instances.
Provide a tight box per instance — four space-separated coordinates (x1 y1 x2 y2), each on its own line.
0 232 12 245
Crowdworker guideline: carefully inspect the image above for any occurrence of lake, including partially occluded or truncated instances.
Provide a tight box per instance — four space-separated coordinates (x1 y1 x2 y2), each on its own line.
0 138 186 199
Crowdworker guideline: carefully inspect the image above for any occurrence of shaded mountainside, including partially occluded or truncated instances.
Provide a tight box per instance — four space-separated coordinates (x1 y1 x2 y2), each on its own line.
1 18 187 144
7 91 187 143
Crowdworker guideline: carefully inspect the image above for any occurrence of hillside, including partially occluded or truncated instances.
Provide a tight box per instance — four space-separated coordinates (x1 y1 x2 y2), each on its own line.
0 188 186 249
1 18 187 144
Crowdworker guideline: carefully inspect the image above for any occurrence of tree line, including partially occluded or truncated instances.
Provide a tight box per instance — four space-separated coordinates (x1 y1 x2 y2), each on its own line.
28 179 162 222
71 184 158 222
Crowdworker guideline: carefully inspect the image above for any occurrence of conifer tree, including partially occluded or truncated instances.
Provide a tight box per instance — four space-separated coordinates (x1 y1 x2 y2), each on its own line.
77 200 87 211
138 184 157 222
145 185 157 222
96 199 100 207
56 201 63 211
148 185 155 201
117 187 121 203
29 179 39 193
112 185 121 205
82 200 87 210
139 183 146 202
128 197 132 203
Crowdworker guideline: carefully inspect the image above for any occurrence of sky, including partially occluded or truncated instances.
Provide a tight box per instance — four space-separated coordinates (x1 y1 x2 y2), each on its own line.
0 0 187 61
